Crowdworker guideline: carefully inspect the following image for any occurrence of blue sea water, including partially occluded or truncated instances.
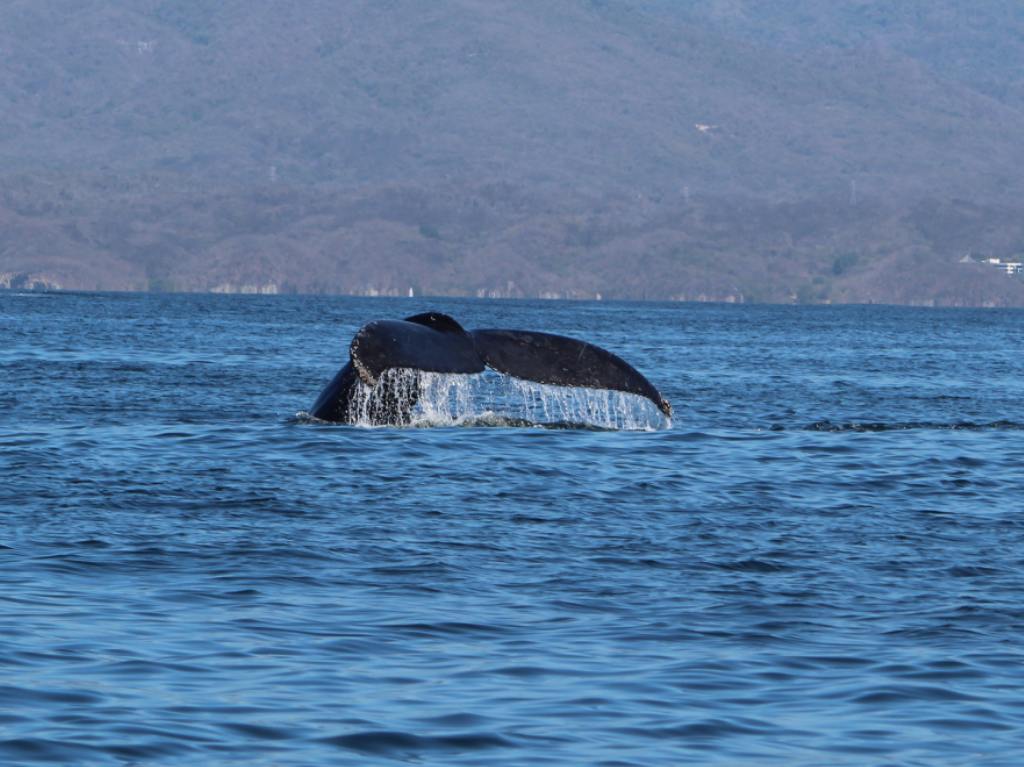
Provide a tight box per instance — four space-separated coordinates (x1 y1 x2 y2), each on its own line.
1 292 1023 765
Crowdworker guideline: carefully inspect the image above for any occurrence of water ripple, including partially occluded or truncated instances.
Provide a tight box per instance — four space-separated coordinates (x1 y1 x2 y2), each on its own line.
2 295 1024 764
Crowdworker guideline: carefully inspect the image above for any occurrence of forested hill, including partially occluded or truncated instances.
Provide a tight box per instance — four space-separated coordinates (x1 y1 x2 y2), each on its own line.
3 0 1024 305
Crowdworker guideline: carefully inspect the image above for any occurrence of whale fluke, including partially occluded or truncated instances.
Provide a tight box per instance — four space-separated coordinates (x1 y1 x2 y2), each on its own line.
310 312 671 425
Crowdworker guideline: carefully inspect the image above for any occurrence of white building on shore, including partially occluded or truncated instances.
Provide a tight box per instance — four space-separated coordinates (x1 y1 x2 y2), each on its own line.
985 258 1023 276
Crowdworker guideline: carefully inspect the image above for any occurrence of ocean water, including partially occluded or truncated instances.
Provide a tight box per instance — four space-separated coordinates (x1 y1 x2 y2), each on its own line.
2 292 1023 765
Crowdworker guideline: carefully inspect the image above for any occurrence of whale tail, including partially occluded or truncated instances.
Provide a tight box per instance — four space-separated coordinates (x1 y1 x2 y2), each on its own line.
310 313 671 424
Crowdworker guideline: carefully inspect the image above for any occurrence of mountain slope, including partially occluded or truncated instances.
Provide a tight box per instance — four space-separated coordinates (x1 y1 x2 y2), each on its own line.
2 0 1024 304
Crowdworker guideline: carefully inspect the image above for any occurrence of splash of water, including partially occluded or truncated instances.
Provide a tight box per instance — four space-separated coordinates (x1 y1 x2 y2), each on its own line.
342 368 670 431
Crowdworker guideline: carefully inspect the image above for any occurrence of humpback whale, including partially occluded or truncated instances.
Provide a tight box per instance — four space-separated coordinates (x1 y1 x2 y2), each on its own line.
309 312 672 425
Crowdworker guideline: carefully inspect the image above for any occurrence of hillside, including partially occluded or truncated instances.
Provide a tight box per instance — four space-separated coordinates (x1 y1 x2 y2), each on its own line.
3 0 1024 305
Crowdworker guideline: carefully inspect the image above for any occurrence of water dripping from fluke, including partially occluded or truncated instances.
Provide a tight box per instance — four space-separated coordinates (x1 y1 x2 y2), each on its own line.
299 369 671 431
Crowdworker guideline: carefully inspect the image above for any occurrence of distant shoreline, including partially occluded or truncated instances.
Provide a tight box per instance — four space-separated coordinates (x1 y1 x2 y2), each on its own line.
5 286 1023 311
